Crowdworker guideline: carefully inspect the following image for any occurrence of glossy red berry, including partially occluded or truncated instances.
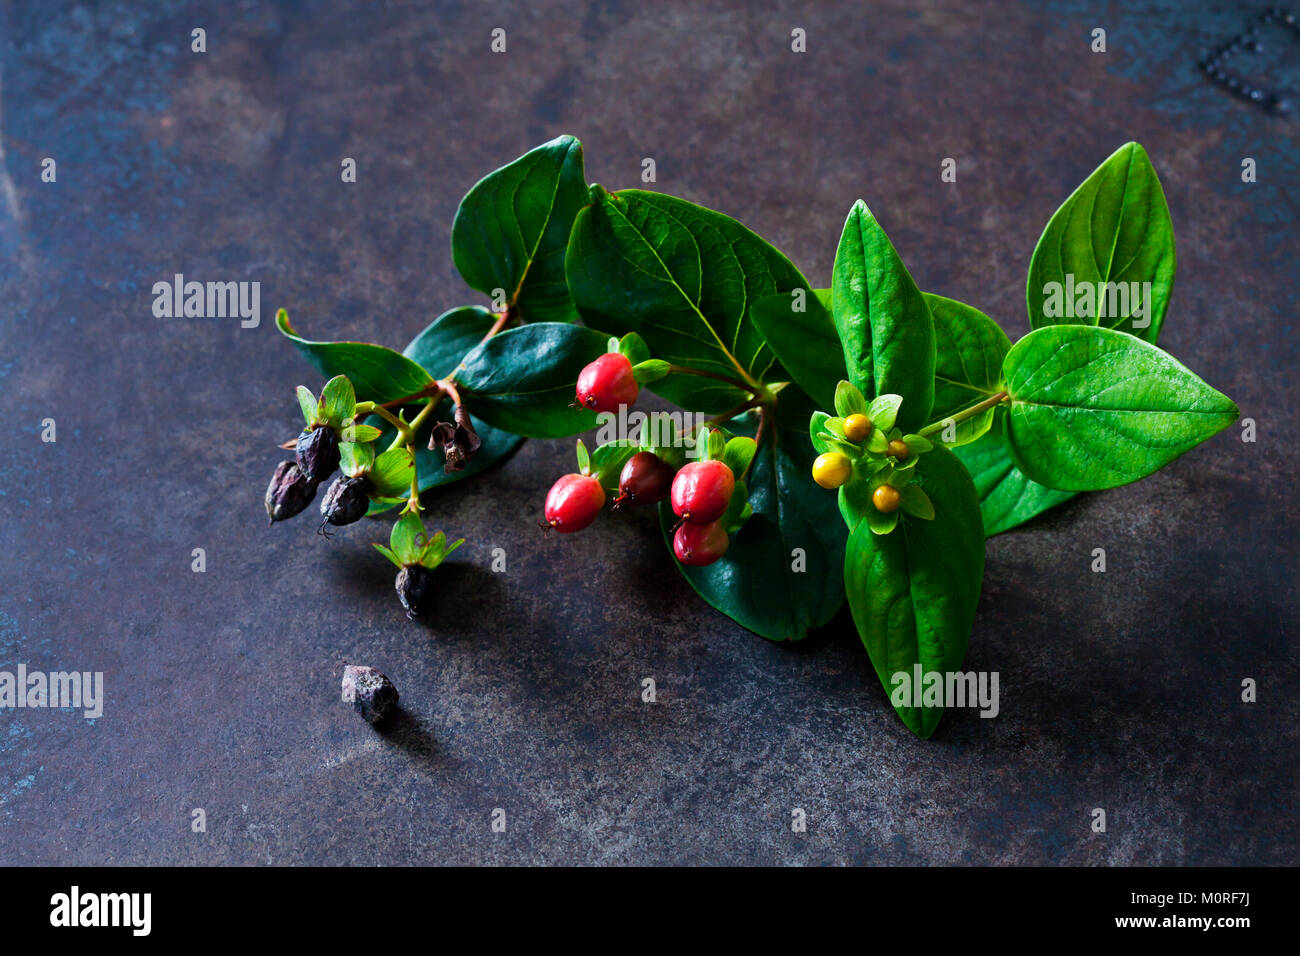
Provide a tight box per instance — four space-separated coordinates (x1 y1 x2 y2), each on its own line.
671 459 735 525
544 473 606 533
575 352 639 412
673 519 729 566
614 451 675 508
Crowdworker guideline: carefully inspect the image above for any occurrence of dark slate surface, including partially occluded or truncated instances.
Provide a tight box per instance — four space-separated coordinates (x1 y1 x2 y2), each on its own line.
0 0 1295 865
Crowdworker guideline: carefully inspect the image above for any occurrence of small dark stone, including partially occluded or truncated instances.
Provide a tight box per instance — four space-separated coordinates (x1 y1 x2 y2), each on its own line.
341 665 399 725
319 475 371 528
395 565 435 619
265 461 318 522
295 425 340 482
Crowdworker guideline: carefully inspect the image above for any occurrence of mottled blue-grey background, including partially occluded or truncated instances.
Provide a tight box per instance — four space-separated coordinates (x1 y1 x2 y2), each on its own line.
0 0 1295 864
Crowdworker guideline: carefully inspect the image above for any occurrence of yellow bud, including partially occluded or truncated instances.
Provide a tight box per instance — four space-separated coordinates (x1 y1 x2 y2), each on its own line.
812 452 852 489
843 414 873 442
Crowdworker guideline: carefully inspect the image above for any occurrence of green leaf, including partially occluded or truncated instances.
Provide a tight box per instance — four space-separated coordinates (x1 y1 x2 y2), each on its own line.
317 375 356 427
831 201 935 431
277 310 435 405
722 436 757 477
368 447 416 498
574 439 591 476
631 359 670 384
618 332 651 365
451 135 588 322
809 411 832 454
833 379 868 417
866 394 902 433
566 187 809 412
420 536 464 570
340 441 375 477
659 389 847 642
845 446 985 737
296 386 318 426
899 483 934 520
838 479 872 530
372 544 403 569
952 408 1076 536
1003 325 1238 491
588 439 638 490
1027 142 1174 343
750 288 845 411
866 506 900 535
339 423 383 443
925 292 1011 447
390 512 425 566
457 322 607 438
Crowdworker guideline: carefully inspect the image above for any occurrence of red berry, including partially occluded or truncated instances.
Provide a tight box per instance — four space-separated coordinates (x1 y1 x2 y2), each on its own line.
575 352 639 412
614 451 675 507
670 459 735 524
544 473 606 533
673 520 729 566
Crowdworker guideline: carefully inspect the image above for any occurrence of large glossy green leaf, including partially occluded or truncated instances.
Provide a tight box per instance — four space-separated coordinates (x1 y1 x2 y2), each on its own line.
457 322 607 438
1003 325 1238 491
831 201 935 432
952 408 1075 536
566 187 808 413
1027 142 1174 343
926 292 1010 447
276 309 433 404
659 388 847 641
750 288 844 410
845 446 984 738
451 135 588 323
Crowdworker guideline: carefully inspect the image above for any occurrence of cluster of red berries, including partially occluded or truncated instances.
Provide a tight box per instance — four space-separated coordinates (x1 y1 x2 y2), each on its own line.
542 349 741 568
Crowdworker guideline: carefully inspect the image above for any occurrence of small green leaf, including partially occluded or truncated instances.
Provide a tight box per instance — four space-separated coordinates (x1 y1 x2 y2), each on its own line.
749 288 844 411
866 429 890 454
901 434 933 454
340 442 376 477
390 511 425 566
831 201 935 431
809 411 833 454
277 310 435 405
866 506 899 535
866 394 902 433
899 483 934 520
834 379 868 417
368 447 416 498
618 332 651 365
451 135 588 322
566 188 810 412
296 386 318 426
574 439 591 476
420 536 465 570
838 479 872 530
1027 142 1174 343
457 322 607 438
339 423 383 443
318 375 356 427
1003 325 1238 491
372 543 403 569
631 359 671 384
846 446 985 737
721 436 757 477
589 439 639 490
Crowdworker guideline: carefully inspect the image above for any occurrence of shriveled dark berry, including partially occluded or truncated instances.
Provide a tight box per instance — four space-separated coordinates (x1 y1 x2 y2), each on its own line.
320 475 371 529
295 424 340 482
395 565 435 619
341 664 399 725
265 460 318 523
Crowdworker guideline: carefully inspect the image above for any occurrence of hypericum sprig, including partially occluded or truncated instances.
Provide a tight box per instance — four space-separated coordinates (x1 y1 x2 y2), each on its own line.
373 511 465 620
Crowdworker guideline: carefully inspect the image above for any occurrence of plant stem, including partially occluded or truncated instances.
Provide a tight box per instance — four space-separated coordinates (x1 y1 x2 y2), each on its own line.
387 398 440 453
667 364 759 396
919 390 1009 438
356 402 413 442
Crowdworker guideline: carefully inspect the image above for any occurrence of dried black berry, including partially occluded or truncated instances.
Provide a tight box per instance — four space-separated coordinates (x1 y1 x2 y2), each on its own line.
395 565 435 619
295 424 341 482
429 404 482 473
265 461 318 523
320 475 371 529
341 665 399 725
